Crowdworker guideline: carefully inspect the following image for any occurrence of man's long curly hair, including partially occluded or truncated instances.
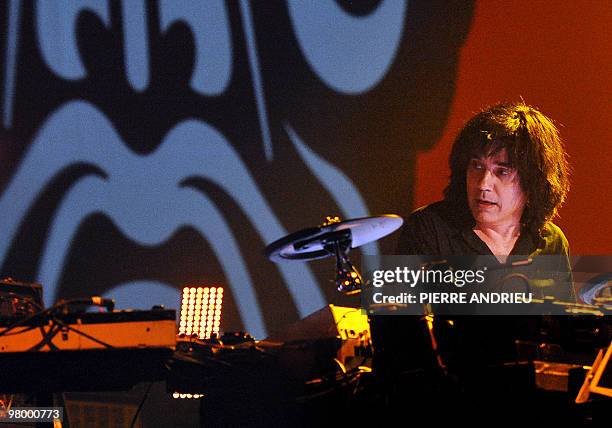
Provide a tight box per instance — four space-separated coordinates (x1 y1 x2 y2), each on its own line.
444 102 570 236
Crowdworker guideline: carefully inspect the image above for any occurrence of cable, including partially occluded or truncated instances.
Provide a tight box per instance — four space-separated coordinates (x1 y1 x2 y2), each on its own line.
0 323 40 336
0 305 55 338
46 316 115 349
294 368 365 403
0 292 45 333
27 324 62 352
130 382 153 428
0 292 44 312
0 298 116 348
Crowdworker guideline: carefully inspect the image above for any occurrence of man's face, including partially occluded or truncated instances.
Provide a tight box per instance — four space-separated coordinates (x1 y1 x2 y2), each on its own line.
466 148 527 227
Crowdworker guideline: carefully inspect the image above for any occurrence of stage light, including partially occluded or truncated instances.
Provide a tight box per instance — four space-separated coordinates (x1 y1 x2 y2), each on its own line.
178 286 224 339
174 285 224 400
172 392 204 400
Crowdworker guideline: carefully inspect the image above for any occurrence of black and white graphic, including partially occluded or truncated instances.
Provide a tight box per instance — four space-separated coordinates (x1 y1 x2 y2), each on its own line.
0 1 473 337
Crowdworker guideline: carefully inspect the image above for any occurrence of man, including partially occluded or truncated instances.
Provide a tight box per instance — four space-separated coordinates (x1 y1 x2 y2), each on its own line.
373 103 574 415
396 102 573 301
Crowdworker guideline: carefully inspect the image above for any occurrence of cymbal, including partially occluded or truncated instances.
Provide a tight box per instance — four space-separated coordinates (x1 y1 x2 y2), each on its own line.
265 214 403 262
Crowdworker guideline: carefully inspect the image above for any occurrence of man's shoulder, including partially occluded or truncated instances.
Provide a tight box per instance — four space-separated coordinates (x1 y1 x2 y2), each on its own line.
541 222 568 242
539 222 570 254
407 200 464 229
397 200 468 255
410 200 447 219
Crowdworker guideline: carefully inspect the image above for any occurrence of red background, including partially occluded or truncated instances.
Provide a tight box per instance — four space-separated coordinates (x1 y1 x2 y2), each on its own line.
414 0 611 255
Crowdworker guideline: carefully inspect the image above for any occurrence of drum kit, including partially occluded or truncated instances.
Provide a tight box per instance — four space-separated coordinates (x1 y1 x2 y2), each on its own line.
265 214 403 294
264 214 612 410
265 214 452 383
265 213 612 312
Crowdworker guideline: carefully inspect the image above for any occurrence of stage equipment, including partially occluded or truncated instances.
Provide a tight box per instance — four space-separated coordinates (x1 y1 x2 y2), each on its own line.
0 278 43 318
263 304 372 374
265 214 403 294
174 285 224 399
0 308 176 352
576 341 612 403
168 305 372 394
579 273 612 305
0 306 176 393
178 286 223 339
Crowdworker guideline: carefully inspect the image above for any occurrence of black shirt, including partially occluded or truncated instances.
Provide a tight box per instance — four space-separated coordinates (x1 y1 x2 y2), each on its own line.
395 200 575 301
390 201 575 371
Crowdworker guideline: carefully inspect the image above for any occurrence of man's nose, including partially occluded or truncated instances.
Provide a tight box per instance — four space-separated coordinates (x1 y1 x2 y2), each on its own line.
478 169 494 191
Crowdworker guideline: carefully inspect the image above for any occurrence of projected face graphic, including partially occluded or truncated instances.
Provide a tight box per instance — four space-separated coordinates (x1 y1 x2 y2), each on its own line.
0 1 473 338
